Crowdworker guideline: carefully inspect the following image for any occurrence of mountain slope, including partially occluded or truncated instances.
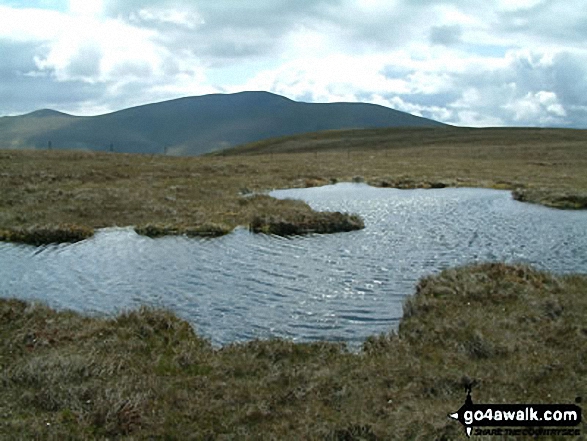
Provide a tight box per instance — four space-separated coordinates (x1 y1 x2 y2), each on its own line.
0 91 446 155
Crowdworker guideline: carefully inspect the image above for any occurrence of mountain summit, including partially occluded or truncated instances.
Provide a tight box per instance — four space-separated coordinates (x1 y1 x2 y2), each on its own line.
0 91 446 155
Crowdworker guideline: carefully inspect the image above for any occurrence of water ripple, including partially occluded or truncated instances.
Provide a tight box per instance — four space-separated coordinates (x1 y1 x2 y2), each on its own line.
1 185 587 347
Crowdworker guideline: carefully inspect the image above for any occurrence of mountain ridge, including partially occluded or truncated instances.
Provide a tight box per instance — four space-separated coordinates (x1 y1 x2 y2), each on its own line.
22 109 74 118
0 91 447 155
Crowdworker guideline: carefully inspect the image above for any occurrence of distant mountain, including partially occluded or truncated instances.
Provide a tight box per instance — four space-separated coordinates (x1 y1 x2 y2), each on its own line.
0 91 447 155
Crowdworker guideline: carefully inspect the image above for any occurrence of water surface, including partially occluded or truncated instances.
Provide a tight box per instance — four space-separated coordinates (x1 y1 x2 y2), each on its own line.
1 184 586 347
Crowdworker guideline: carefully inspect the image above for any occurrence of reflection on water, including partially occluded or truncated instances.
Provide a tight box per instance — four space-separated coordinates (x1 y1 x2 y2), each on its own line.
1 184 586 347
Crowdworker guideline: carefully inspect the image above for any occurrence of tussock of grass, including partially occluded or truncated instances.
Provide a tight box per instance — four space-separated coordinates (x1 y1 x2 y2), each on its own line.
134 222 232 238
1 264 586 439
0 223 94 245
250 211 364 235
376 177 449 189
513 188 587 209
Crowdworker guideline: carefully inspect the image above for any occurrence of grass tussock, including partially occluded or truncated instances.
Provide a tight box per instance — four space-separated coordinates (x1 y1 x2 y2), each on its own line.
250 211 364 235
134 222 232 238
0 223 94 245
1 127 587 243
1 263 586 439
512 188 587 209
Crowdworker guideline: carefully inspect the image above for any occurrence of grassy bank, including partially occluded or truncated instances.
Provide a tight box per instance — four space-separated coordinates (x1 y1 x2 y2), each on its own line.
1 263 585 439
1 126 587 244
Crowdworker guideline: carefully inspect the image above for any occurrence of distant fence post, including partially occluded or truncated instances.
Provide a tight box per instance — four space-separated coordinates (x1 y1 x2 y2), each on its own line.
109 142 114 153
48 141 52 150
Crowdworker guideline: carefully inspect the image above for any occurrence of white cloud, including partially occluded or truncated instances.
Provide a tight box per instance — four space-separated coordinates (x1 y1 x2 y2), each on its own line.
504 91 566 123
0 5 66 41
69 0 103 17
0 0 586 128
132 7 204 29
239 52 416 103
32 17 165 84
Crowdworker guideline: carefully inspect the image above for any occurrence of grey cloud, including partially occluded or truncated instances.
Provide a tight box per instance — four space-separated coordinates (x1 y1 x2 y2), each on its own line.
496 1 587 45
109 60 154 79
374 48 587 128
195 32 273 61
0 40 100 114
193 0 341 30
103 0 459 62
395 92 461 108
380 65 415 79
444 50 587 127
66 44 103 79
0 40 150 115
549 52 587 106
323 3 432 50
0 40 41 76
104 0 342 62
429 25 462 46
104 0 340 26
322 0 494 52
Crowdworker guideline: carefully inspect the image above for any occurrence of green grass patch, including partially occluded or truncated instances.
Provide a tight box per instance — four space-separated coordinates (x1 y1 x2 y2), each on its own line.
1 264 586 439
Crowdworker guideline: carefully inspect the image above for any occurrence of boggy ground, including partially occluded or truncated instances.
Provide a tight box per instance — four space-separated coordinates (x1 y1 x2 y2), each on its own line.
1 129 586 439
1 126 587 244
1 263 585 440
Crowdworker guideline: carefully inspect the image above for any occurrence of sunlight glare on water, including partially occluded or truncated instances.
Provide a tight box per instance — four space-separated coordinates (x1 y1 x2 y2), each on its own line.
1 184 586 347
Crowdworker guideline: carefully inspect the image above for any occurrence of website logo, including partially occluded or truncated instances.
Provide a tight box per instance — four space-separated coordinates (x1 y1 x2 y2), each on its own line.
449 385 582 437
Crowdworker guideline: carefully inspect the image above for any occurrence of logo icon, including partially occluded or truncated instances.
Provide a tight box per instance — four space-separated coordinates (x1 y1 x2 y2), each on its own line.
449 384 475 437
449 385 582 438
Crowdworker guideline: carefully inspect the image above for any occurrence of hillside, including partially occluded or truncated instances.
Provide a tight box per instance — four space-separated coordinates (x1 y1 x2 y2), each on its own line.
2 126 586 245
216 126 586 156
0 91 445 156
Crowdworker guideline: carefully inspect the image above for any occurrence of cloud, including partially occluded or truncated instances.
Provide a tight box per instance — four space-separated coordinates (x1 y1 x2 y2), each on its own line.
69 0 103 17
443 49 587 127
0 39 105 115
132 7 201 29
504 91 566 123
0 0 586 128
496 0 545 12
430 25 463 46
103 0 342 63
0 2 217 114
0 5 66 41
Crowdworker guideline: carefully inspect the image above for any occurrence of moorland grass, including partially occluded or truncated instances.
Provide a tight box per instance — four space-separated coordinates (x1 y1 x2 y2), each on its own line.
1 127 587 244
1 264 585 439
1 127 586 439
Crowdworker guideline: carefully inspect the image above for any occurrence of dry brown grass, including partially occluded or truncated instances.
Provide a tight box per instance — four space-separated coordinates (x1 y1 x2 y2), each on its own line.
1 126 586 243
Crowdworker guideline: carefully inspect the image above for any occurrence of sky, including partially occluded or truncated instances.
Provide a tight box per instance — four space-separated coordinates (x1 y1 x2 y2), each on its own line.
1 0 586 127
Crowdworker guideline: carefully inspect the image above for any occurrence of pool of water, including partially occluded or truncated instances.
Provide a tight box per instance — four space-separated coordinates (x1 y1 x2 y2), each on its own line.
1 184 586 347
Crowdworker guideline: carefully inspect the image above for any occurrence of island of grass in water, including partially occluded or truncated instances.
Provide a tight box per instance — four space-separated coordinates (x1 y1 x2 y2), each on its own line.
1 185 586 348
